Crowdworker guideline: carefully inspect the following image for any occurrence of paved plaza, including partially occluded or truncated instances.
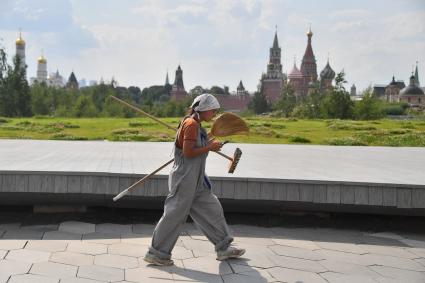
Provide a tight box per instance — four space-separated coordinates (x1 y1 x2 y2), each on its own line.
0 220 424 283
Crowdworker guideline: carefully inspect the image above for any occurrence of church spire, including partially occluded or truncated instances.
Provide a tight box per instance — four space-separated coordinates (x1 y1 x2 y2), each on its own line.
273 25 279 49
165 70 170 85
414 61 420 86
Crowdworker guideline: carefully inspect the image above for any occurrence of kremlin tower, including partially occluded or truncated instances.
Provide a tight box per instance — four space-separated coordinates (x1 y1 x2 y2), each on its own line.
15 30 26 73
36 51 48 83
260 29 285 103
170 65 187 101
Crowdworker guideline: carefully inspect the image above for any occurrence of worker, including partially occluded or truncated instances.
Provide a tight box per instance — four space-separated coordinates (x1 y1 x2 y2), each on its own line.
144 93 245 266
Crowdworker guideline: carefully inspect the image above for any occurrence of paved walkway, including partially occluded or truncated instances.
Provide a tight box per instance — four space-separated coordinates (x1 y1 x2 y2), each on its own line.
1 139 425 186
0 221 424 282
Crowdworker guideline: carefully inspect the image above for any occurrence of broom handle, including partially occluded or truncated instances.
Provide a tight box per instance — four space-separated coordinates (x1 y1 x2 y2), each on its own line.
113 158 174 202
111 95 234 161
111 96 175 130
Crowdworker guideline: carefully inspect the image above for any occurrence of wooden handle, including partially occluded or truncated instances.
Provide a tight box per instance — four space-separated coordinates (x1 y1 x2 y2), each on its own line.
111 96 175 130
113 158 174 202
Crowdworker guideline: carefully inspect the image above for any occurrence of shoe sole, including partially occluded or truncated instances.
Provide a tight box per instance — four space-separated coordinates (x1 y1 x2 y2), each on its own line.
143 256 174 266
216 250 246 261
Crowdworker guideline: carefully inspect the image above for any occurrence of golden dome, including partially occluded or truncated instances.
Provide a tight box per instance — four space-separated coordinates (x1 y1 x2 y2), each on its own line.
16 36 25 46
38 55 47 64
307 28 313 37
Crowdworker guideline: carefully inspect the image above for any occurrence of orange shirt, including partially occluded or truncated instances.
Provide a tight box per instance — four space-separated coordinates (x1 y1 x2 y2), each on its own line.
176 117 199 149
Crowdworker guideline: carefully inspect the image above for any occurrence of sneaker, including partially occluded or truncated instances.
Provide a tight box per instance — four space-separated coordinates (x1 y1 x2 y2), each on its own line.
143 253 174 266
216 246 245 261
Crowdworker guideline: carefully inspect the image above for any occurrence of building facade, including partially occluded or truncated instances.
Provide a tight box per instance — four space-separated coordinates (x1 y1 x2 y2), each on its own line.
15 31 26 73
170 65 187 101
260 31 286 103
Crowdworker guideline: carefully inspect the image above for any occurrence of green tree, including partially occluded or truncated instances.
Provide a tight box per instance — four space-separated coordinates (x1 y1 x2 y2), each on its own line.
0 49 31 117
30 83 52 115
249 90 270 114
275 84 296 117
320 71 354 119
72 95 98 117
353 87 384 120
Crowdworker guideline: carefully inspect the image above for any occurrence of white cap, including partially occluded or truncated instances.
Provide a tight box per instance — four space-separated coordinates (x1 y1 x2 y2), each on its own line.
190 93 220 112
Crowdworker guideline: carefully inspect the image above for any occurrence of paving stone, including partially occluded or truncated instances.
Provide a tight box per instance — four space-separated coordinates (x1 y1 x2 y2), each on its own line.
401 238 425 248
230 225 273 237
6 248 50 263
359 235 407 247
268 266 327 283
2 229 43 240
0 274 9 283
125 266 173 283
25 240 67 252
78 265 124 282
60 278 106 283
83 232 120 245
50 251 94 266
67 242 107 255
409 247 425 258
268 244 325 260
234 236 275 246
108 243 148 258
43 230 82 241
358 244 418 259
320 271 379 283
319 259 381 278
30 261 78 279
267 254 327 273
0 240 27 250
271 238 320 250
0 223 21 230
317 250 369 266
172 245 194 260
8 274 59 283
222 273 268 283
94 254 138 269
370 265 425 282
120 233 151 246
366 231 404 240
183 256 233 275
236 268 278 283
131 224 155 236
20 224 59 232
414 258 425 267
181 237 215 255
316 241 367 254
96 223 132 235
59 221 95 235
360 253 425 272
0 259 32 276
173 269 223 282
227 243 277 268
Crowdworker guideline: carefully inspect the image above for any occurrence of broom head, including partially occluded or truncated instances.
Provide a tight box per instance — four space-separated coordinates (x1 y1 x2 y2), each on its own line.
210 112 249 137
228 148 242 174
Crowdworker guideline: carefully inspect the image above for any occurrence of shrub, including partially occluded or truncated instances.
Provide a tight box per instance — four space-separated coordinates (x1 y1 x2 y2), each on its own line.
325 137 367 146
289 136 311 143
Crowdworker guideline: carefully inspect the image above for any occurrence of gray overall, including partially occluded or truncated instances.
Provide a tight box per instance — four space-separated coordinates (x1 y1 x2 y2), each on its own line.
148 119 233 260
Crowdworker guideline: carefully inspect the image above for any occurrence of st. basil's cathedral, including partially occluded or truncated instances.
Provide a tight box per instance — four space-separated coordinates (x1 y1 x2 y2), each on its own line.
260 27 336 104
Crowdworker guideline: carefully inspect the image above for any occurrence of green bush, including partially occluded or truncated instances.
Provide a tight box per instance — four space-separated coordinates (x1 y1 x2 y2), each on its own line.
289 136 311 143
325 137 367 146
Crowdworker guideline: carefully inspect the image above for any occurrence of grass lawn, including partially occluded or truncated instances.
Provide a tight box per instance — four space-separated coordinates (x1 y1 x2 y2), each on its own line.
0 116 425 146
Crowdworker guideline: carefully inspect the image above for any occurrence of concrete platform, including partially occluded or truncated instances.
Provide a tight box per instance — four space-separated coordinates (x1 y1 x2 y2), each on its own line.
0 139 425 215
0 220 424 282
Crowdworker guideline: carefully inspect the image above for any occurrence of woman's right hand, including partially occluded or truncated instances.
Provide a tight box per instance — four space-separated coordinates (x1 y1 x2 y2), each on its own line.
207 140 222 152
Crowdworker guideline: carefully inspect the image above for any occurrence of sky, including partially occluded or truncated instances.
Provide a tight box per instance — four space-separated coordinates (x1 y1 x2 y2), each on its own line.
0 0 424 93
